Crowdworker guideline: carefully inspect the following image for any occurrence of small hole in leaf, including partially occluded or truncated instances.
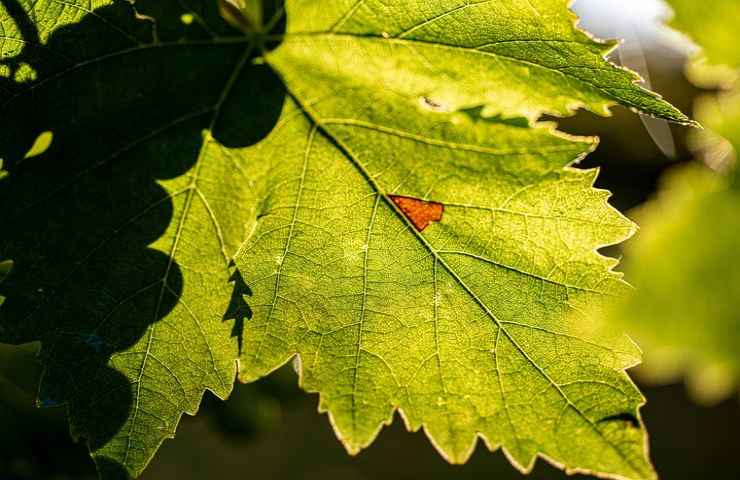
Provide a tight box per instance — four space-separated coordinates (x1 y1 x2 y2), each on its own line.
180 13 195 25
598 412 640 428
419 96 450 113
292 354 303 376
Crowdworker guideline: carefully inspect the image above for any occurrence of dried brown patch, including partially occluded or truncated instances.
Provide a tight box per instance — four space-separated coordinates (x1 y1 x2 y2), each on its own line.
389 195 444 232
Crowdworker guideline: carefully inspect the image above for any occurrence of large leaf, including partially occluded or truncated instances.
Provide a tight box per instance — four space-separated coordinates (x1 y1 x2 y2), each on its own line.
235 99 654 478
231 2 694 479
0 0 690 478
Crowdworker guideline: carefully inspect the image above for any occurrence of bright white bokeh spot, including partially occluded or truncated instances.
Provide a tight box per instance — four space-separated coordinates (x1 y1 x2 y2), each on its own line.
572 0 670 36
572 0 693 53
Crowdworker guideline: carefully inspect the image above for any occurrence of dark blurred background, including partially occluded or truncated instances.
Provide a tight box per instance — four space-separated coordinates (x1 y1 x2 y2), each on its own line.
2 1 738 479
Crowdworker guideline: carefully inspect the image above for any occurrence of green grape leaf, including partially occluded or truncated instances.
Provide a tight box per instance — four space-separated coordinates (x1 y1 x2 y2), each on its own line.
611 166 740 404
235 101 655 478
664 0 739 101
230 2 697 479
0 0 692 478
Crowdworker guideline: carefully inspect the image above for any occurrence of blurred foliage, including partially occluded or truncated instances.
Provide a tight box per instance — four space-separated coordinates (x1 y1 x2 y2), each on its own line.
696 91 740 149
601 0 740 404
613 166 739 404
691 90 740 176
667 0 740 176
666 0 740 68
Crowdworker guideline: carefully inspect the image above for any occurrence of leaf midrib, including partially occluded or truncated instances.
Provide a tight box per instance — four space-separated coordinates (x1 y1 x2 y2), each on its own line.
294 118 621 297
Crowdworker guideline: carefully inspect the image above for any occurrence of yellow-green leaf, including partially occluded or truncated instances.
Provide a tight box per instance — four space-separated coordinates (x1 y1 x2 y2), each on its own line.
0 0 693 478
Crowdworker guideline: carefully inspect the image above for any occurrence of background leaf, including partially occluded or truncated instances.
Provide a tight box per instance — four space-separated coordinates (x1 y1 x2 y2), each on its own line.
666 0 740 68
608 165 740 404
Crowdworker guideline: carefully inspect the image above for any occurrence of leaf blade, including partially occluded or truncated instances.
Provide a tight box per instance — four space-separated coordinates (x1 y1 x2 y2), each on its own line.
235 92 652 478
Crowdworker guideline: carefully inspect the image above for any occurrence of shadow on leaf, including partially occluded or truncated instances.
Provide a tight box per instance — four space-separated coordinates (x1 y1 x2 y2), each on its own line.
0 0 286 476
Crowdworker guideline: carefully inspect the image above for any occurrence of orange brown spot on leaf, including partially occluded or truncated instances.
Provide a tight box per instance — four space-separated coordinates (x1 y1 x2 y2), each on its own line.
389 195 444 232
